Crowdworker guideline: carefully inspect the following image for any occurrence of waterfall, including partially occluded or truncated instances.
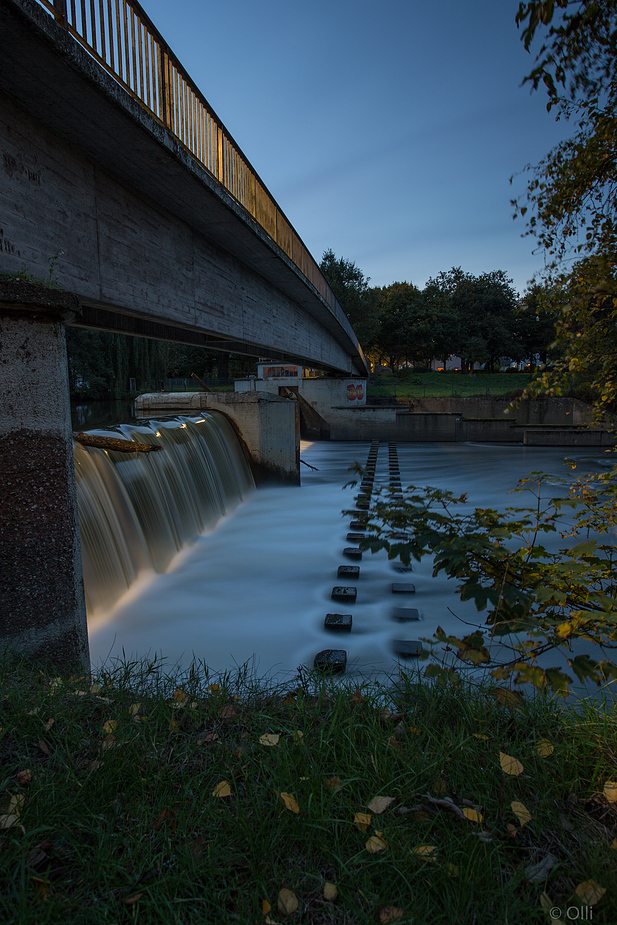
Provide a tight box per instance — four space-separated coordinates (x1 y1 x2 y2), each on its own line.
73 413 254 615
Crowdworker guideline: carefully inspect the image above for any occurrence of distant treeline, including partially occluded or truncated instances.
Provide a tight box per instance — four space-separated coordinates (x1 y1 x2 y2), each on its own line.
66 328 256 400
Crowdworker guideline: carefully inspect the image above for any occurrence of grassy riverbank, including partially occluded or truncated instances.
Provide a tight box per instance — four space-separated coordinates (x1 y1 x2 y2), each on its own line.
1 658 616 924
367 372 533 400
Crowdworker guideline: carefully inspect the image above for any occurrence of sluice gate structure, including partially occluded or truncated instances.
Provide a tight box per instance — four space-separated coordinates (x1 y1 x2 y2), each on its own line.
0 0 367 671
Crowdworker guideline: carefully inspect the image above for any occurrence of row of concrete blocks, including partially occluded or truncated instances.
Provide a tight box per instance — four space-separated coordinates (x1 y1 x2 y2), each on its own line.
313 441 422 674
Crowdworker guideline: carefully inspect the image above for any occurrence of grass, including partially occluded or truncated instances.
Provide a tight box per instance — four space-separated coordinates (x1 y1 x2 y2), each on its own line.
367 372 533 400
1 657 616 924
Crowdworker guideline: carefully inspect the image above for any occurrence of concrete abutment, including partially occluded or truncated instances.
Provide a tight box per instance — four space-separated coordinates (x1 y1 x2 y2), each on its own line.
0 279 89 672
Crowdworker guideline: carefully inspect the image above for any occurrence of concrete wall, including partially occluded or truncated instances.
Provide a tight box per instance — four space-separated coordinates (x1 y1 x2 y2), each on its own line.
235 376 367 407
401 396 594 426
134 391 300 484
0 280 89 671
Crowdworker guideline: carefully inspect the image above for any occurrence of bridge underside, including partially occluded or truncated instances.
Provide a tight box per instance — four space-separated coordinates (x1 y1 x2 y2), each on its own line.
0 0 367 374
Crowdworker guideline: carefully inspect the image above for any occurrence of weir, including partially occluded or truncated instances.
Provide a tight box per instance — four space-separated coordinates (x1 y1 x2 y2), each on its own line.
74 414 254 615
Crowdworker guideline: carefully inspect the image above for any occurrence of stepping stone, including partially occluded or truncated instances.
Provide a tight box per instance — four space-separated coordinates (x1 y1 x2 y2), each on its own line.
314 649 347 673
324 613 352 632
392 563 413 572
331 586 357 603
392 640 424 659
392 582 416 594
350 520 366 531
356 501 370 510
347 532 365 542
391 607 420 622
338 565 360 579
392 532 410 540
343 547 362 560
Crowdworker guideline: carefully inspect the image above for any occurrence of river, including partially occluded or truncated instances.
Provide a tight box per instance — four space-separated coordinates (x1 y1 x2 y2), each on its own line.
86 438 614 698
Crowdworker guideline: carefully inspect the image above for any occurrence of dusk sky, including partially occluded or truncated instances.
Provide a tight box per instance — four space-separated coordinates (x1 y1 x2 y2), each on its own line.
142 0 571 296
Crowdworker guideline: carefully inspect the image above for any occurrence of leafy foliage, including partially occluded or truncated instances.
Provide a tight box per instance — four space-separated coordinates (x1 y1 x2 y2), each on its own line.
357 464 617 694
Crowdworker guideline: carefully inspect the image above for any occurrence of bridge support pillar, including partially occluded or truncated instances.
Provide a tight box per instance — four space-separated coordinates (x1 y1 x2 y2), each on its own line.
0 279 90 673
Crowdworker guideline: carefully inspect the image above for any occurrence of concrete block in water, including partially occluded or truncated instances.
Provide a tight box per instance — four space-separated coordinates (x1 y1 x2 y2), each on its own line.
392 582 416 593
350 520 366 531
331 586 357 603
324 613 352 632
392 639 424 658
392 607 420 622
343 547 362 560
338 565 360 579
314 649 347 673
347 532 365 542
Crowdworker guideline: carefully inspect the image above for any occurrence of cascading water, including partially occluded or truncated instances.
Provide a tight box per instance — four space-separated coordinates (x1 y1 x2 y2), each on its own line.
73 413 254 615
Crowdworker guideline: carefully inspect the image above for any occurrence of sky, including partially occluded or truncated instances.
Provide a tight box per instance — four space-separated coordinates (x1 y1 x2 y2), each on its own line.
141 0 571 297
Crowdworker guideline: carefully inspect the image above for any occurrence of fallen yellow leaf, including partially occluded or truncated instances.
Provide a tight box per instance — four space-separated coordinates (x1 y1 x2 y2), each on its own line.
539 892 553 914
207 683 220 693
173 688 188 705
447 863 459 878
534 739 554 758
90 683 101 694
412 845 437 859
219 704 237 719
292 730 303 742
473 733 489 740
611 838 617 851
511 800 532 827
408 726 422 735
354 811 372 832
365 834 388 854
367 795 394 814
262 899 271 914
323 882 338 901
506 823 518 837
379 906 403 923
17 770 33 786
259 733 280 747
574 880 606 906
603 781 617 803
8 794 25 817
103 720 117 735
277 888 298 915
212 780 231 798
130 703 141 716
462 807 483 823
278 791 300 813
433 779 447 795
499 751 523 776
493 687 523 710
265 917 278 925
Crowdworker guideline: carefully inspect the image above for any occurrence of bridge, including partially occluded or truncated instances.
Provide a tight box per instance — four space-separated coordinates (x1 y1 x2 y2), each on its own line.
0 0 367 671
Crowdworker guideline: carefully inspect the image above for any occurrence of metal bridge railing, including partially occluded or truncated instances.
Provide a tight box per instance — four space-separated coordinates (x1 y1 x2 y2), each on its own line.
35 0 339 315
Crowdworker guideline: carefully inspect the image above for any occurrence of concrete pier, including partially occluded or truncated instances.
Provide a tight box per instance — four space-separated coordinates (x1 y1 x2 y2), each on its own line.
0 279 89 671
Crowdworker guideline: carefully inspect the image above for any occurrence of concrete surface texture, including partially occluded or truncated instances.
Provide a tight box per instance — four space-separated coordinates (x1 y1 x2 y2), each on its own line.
0 280 89 671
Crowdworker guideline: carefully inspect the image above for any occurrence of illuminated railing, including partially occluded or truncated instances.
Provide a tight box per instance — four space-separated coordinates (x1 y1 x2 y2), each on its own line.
36 0 339 313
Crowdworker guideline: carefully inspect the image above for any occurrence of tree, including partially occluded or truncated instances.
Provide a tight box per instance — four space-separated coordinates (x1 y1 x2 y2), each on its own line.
424 268 521 372
514 1 617 416
320 249 381 349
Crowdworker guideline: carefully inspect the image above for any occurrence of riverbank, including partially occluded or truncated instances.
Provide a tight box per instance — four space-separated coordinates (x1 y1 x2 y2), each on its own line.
1 658 615 924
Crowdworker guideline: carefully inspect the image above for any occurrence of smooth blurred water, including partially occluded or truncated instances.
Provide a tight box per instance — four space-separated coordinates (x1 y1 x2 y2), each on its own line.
87 440 614 697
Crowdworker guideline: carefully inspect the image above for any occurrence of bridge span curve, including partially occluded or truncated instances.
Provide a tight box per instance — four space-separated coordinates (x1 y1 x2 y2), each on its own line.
0 0 367 375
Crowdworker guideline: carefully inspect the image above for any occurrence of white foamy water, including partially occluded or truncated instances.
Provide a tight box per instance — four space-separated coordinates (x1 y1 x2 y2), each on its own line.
88 440 614 695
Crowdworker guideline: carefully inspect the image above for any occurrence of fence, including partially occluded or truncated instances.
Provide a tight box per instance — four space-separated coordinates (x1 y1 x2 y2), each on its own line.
35 0 339 314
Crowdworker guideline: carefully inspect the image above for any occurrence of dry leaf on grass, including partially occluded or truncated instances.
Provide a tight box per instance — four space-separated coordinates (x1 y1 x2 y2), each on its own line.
262 899 272 914
473 733 489 740
212 780 231 798
354 811 372 832
351 688 365 704
379 906 403 923
17 770 33 785
575 880 606 905
277 888 298 915
122 893 143 905
447 863 459 878
220 704 237 719
37 739 50 755
0 814 19 830
366 834 388 853
511 800 532 827
462 807 483 823
499 751 523 776
102 720 117 735
367 795 394 814
277 791 300 813
173 689 188 706
534 739 554 757
525 854 558 883
412 845 437 859
603 781 617 803
323 882 338 901
433 779 447 795
259 733 280 747
326 776 342 794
